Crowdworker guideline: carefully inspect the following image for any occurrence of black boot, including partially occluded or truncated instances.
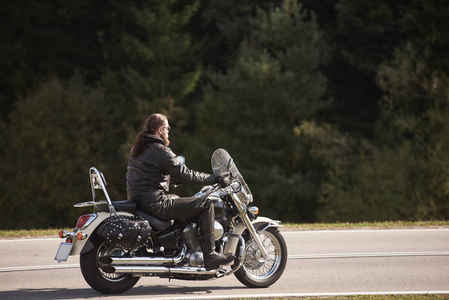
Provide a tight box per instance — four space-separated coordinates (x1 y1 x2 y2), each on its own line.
199 232 235 270
197 203 235 270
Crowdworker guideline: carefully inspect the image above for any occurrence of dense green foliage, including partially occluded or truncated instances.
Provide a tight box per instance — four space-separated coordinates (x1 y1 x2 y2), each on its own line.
1 0 448 228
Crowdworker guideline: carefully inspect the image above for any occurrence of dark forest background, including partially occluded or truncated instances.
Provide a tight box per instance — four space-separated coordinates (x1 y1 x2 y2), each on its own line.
1 0 448 229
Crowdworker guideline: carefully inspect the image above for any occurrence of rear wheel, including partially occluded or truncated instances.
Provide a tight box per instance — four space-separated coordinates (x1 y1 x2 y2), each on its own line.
80 241 140 294
234 227 287 288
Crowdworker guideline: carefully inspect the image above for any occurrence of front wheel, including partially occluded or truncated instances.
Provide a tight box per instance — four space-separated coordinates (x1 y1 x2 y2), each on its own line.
234 227 287 288
80 241 140 294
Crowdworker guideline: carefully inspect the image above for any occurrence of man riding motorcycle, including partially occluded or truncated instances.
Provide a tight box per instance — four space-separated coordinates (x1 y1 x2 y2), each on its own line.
126 113 235 270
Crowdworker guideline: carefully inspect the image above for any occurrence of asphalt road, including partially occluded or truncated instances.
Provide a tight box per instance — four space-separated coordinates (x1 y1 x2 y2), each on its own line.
1 229 448 299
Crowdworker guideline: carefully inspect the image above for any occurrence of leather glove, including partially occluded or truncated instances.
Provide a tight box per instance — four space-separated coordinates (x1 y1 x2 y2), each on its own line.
216 174 230 187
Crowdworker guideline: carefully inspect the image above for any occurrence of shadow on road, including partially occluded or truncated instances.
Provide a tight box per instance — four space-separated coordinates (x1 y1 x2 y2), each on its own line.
0 283 245 299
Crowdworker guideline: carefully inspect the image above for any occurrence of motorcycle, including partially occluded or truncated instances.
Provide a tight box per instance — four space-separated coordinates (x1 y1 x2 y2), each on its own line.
55 148 287 294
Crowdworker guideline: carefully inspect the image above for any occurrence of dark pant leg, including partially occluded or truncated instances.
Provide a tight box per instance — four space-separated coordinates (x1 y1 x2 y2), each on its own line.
135 194 214 235
152 195 215 235
148 195 211 220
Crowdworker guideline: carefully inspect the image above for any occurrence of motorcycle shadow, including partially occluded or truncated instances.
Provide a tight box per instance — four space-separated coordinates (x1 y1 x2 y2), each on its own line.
0 284 245 299
130 283 246 297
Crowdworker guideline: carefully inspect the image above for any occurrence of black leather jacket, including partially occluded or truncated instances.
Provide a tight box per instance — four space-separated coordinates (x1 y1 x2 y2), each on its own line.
126 136 217 204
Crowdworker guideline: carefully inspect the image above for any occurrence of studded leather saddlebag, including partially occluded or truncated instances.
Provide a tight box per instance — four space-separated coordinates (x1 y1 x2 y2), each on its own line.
97 215 151 251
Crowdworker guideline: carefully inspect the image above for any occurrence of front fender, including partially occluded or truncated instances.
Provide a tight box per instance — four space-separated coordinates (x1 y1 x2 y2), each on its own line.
223 216 282 255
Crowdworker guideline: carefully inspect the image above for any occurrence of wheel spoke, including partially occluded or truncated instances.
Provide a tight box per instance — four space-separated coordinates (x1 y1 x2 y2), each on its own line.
97 243 129 281
243 230 282 280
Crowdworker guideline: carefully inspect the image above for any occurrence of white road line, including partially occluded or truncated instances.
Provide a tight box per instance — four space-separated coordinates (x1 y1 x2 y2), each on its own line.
2 251 448 273
0 264 79 272
1 228 448 243
0 238 60 243
289 251 449 259
281 228 449 233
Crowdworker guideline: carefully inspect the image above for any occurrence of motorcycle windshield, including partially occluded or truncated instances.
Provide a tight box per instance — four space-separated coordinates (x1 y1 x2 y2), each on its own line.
211 148 253 202
211 148 241 178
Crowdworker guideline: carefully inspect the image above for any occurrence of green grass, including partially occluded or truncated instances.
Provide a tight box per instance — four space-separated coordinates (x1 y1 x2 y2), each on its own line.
1 220 448 239
236 295 449 299
282 220 449 230
0 228 71 239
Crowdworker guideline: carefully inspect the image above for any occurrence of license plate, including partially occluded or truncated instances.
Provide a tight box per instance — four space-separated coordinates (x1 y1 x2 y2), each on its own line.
55 242 73 263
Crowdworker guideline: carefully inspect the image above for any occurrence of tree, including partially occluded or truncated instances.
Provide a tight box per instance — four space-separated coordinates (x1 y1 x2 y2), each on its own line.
311 0 449 222
103 0 204 157
195 0 328 221
0 75 118 228
301 0 418 137
195 0 279 72
0 0 212 228
317 41 449 222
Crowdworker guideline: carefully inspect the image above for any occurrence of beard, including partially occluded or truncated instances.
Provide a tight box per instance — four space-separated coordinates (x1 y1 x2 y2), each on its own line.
162 136 170 147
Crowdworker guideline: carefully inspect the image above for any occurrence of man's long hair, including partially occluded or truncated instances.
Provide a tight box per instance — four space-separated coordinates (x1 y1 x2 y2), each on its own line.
129 113 167 158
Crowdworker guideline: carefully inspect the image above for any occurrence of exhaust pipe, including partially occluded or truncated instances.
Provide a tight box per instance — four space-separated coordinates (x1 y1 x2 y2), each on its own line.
110 265 218 276
99 245 186 266
99 235 245 277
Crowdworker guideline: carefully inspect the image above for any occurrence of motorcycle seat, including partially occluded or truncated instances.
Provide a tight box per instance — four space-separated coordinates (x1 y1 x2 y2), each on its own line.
95 201 173 231
134 209 174 232
95 200 137 213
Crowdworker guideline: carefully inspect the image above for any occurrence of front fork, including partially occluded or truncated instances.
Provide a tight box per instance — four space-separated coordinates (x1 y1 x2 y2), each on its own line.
229 185 279 259
240 212 270 259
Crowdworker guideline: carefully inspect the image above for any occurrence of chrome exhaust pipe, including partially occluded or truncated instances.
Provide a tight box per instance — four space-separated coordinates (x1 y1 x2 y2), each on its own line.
110 265 218 275
99 245 186 266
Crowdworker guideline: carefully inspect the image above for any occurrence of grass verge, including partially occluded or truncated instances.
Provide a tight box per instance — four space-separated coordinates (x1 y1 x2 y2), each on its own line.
0 228 71 239
236 295 449 299
282 220 449 231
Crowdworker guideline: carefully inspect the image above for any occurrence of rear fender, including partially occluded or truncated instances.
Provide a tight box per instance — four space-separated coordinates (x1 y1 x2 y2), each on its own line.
70 212 134 255
223 216 282 255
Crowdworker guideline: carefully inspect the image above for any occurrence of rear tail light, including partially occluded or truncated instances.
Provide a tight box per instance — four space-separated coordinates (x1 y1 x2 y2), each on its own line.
75 214 97 229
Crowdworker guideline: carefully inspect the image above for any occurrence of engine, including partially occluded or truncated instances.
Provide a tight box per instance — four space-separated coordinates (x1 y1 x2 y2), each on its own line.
181 221 224 267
